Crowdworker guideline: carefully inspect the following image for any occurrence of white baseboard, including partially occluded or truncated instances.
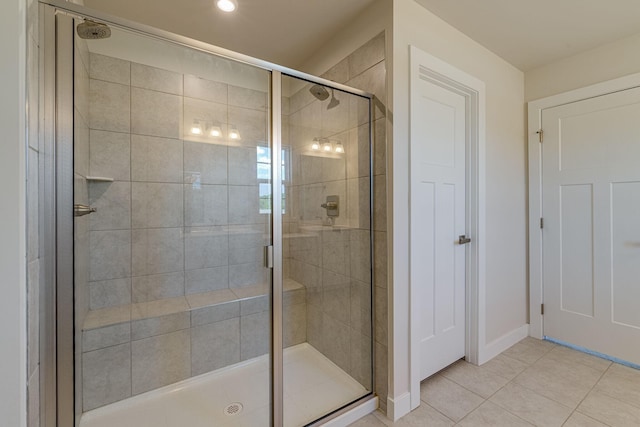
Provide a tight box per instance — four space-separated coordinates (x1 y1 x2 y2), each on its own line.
478 324 529 365
322 396 378 427
386 392 412 421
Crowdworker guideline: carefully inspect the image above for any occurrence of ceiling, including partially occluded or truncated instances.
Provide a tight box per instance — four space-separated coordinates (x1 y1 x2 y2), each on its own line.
414 0 640 71
84 0 640 72
83 0 376 69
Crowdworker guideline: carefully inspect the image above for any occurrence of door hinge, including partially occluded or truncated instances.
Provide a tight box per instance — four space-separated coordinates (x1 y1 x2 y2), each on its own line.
536 129 544 143
541 304 545 315
540 218 544 229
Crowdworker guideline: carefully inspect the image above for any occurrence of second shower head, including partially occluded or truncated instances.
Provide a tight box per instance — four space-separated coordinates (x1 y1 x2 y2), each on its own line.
309 84 330 101
308 84 340 110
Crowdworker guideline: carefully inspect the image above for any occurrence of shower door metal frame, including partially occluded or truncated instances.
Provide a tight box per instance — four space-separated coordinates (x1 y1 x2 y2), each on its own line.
270 70 284 427
42 7 77 427
41 1 376 425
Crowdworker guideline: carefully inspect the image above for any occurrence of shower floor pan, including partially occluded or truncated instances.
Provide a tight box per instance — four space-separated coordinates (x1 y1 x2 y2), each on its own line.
79 343 368 427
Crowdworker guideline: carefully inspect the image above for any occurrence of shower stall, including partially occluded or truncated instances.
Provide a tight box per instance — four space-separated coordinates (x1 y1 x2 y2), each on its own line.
43 1 375 426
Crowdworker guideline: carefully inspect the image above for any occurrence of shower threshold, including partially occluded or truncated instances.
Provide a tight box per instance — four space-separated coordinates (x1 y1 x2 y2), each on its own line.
79 343 368 427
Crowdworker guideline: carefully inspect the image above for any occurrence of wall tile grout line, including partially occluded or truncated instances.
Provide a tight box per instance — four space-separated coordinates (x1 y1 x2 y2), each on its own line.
80 33 383 415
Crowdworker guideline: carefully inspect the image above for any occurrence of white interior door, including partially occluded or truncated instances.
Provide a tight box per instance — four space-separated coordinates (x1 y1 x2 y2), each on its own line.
542 86 640 364
411 58 467 380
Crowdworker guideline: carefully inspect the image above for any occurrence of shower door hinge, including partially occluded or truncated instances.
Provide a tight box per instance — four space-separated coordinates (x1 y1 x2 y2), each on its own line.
540 218 544 229
537 129 544 143
541 304 545 315
264 245 274 269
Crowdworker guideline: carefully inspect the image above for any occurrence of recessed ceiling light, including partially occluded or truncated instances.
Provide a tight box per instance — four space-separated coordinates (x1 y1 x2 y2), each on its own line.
216 0 237 12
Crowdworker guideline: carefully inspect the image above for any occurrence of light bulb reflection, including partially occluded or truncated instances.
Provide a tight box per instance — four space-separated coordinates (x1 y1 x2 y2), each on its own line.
191 122 203 135
210 126 222 137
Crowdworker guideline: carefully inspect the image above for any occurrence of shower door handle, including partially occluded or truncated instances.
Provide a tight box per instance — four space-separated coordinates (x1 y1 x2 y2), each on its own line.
264 245 274 269
74 204 97 217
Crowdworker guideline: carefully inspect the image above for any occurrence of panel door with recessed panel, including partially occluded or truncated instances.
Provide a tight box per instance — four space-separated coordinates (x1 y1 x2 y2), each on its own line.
542 86 640 364
410 56 467 380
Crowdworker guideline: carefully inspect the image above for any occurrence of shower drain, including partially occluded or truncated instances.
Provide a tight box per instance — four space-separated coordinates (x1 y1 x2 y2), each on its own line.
224 402 243 416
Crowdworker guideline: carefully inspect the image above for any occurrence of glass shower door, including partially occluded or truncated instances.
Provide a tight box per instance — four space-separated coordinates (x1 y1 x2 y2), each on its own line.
59 5 375 425
72 18 274 426
280 74 374 426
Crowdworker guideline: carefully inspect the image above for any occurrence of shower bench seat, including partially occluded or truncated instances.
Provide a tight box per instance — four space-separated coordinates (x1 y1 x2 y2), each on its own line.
81 279 306 353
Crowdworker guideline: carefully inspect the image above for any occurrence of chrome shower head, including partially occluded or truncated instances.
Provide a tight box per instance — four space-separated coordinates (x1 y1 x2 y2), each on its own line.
309 84 330 101
77 20 111 40
327 89 340 110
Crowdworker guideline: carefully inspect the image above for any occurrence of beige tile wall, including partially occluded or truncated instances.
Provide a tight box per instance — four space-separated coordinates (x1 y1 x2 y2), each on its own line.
283 32 387 404
318 32 389 411
80 53 308 411
84 54 270 304
74 25 92 421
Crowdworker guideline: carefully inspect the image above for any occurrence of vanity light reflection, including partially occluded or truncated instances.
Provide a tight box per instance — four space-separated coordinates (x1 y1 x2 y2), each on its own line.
190 120 226 139
311 137 344 154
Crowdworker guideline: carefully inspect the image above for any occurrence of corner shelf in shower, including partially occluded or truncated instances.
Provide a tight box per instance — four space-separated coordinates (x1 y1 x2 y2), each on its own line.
86 176 114 182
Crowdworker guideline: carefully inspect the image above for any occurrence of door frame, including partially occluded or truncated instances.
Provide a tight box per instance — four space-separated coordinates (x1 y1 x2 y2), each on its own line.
528 72 640 340
408 46 486 410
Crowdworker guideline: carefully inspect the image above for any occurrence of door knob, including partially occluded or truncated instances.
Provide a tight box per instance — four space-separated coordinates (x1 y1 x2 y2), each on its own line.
458 235 471 245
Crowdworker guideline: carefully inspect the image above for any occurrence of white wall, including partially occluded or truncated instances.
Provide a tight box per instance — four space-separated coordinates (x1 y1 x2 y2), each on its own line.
526 31 640 102
0 0 28 425
391 0 527 416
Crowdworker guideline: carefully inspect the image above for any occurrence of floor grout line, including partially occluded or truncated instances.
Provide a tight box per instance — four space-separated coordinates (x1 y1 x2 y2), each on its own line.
388 339 640 427
421 340 576 427
562 363 615 427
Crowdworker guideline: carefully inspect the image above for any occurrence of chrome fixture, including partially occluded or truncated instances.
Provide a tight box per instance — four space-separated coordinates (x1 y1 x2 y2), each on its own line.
309 85 340 110
321 195 339 217
74 204 96 217
309 84 330 101
76 20 111 39
327 89 340 109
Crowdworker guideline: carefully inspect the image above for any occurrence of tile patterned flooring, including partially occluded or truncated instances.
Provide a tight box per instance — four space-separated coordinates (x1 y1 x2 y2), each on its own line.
351 337 640 427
